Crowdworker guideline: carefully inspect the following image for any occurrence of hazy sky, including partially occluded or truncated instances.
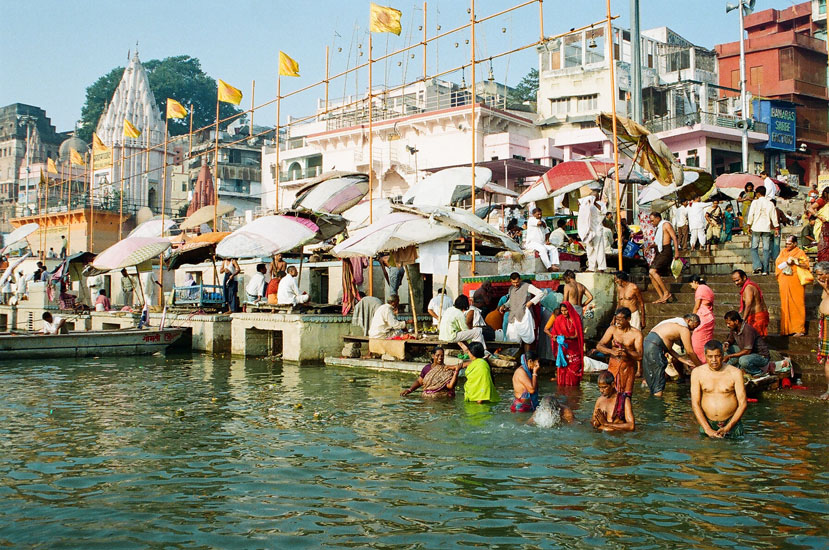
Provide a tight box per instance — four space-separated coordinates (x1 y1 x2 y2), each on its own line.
0 0 793 133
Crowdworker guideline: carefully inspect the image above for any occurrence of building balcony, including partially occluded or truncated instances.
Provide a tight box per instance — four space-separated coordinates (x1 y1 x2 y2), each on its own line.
645 111 768 134
275 165 323 183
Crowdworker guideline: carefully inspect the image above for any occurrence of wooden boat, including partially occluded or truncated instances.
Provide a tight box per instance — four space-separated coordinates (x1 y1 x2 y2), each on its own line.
0 327 187 359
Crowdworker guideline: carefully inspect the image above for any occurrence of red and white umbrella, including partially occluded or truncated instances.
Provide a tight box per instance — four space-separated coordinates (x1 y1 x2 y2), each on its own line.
1 223 39 254
714 173 766 199
92 237 172 271
216 215 320 259
518 160 615 205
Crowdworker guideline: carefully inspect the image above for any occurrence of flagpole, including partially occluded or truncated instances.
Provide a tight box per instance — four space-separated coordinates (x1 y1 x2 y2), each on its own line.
607 0 623 271
470 0 477 274
423 2 427 81
119 142 125 240
160 116 169 307
368 23 375 298
213 96 220 229
276 76 281 212
89 146 95 252
324 46 330 113
250 80 255 136
66 163 72 254
45 170 50 258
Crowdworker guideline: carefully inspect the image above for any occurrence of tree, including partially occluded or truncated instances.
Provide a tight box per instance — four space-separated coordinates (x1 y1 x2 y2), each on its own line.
511 68 539 104
78 55 244 143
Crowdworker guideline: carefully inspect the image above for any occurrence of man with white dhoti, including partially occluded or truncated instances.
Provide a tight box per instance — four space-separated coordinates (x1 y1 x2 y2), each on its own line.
500 272 546 353
523 208 560 272
578 191 607 272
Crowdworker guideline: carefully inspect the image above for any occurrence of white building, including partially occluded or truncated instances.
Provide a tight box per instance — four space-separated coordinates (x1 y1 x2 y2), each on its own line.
261 78 560 211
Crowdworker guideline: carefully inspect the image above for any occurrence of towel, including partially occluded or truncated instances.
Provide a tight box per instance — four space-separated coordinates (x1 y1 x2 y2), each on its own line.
419 240 449 276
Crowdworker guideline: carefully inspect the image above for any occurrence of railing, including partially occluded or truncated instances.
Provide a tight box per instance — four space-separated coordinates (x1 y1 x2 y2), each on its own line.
645 111 768 134
277 165 323 182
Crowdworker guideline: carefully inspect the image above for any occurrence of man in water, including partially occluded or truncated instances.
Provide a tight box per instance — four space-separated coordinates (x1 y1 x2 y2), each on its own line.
562 270 593 316
815 262 829 400
691 340 747 438
596 308 642 396
529 396 575 426
648 211 678 304
614 271 645 331
591 370 635 432
641 314 702 397
732 269 769 336
511 351 541 412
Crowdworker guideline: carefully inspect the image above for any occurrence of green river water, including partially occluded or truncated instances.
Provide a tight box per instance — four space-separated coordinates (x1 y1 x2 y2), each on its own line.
0 354 826 549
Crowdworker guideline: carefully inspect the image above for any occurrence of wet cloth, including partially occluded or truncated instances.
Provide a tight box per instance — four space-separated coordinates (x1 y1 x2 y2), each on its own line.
642 331 669 395
551 302 584 386
420 364 456 397
692 284 716 362
351 296 382 336
700 417 744 438
463 358 499 403
608 355 636 396
651 246 673 277
612 391 629 422
818 314 829 363
630 310 642 330
419 240 449 276
775 246 809 335
745 311 769 337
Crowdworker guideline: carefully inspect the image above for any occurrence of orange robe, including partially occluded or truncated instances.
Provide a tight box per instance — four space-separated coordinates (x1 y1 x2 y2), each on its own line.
774 247 809 335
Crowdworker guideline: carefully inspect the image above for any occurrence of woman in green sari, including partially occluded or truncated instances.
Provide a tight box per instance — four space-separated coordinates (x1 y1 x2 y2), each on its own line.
737 183 755 234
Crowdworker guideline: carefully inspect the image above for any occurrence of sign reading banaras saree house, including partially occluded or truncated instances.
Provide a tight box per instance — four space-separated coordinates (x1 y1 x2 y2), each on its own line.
753 99 796 152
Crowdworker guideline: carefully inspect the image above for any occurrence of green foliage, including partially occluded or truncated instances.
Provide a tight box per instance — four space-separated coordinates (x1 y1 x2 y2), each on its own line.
77 55 245 143
511 68 539 104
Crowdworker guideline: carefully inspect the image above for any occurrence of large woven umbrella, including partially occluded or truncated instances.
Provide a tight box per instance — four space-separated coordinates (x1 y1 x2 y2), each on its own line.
167 242 217 270
402 167 494 206
92 237 172 271
597 113 683 187
216 215 320 259
342 198 394 230
180 203 236 231
292 172 370 214
332 212 458 258
518 159 615 205
128 218 177 239
639 168 716 205
2 223 39 254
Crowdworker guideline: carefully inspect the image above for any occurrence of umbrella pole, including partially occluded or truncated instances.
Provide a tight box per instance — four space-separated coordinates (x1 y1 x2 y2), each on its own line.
404 264 419 338
607 0 623 272
297 251 304 287
436 242 453 327
136 269 147 308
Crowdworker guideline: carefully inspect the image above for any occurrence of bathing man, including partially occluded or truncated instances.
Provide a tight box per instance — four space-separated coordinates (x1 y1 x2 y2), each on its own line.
690 339 747 438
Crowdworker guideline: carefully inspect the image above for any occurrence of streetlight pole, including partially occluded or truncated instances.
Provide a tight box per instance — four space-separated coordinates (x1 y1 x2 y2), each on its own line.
738 2 748 172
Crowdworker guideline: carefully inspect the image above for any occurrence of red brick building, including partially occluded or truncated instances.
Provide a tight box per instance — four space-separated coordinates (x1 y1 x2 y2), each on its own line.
715 1 828 186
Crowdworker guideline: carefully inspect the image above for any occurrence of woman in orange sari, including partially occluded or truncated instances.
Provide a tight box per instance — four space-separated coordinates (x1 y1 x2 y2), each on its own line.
775 236 810 336
548 301 584 386
690 275 715 364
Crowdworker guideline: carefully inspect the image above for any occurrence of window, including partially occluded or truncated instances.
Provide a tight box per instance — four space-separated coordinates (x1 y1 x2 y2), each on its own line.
731 69 741 90
686 149 699 167
750 66 764 88
576 94 598 112
549 97 569 116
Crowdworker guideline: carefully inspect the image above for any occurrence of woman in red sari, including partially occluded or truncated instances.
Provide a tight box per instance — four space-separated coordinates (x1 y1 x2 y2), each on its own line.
549 301 585 386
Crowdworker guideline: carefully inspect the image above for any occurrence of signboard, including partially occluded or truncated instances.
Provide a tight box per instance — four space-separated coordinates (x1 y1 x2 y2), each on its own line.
752 99 796 152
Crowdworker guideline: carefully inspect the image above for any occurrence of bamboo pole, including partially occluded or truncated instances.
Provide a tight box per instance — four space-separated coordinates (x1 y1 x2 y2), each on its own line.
325 46 330 114
145 130 150 214
188 103 194 165
404 265 419 337
539 0 544 40
470 0 477 274
423 2 428 80
250 80 255 136
276 76 281 211
119 142 125 240
44 171 49 258
160 116 169 307
368 23 375 298
213 97 220 229
89 147 95 252
606 0 623 271
66 164 72 255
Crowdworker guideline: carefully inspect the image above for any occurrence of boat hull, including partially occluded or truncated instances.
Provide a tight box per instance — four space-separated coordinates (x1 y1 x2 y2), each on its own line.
0 328 187 359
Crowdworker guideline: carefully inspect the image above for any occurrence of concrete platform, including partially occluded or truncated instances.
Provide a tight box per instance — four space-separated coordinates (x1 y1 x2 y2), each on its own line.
231 311 352 362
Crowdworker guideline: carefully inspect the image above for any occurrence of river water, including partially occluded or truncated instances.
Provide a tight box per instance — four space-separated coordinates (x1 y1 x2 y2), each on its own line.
0 354 826 549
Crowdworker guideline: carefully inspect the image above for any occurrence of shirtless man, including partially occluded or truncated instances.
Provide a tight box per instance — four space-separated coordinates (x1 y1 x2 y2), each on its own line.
691 340 747 438
562 270 593 316
511 351 541 412
591 370 635 432
596 307 643 396
614 271 645 331
648 211 678 304
642 314 702 397
732 269 769 337
813 262 829 400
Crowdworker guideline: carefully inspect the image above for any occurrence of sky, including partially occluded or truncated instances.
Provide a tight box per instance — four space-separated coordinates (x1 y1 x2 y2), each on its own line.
0 0 799 133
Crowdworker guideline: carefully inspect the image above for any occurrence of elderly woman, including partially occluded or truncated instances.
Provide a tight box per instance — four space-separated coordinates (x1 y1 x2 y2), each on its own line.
808 187 829 262
545 301 584 386
401 346 460 398
775 236 810 337
690 275 715 364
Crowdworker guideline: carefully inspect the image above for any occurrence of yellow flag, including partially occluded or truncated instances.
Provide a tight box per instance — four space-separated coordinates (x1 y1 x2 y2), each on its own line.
47 157 58 174
166 98 188 119
70 148 85 166
217 79 243 105
278 51 300 77
124 118 142 138
92 132 113 167
370 3 402 35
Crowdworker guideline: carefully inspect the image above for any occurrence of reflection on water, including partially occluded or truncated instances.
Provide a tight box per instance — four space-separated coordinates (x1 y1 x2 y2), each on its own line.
0 355 826 549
